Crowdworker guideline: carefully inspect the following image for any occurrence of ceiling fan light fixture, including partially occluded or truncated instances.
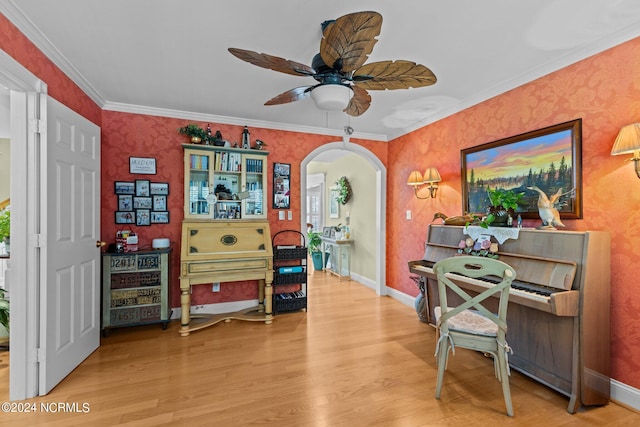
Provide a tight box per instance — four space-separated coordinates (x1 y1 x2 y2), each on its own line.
310 84 353 111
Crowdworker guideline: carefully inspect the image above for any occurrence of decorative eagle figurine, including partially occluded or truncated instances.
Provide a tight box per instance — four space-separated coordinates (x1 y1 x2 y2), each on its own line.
432 212 476 226
527 186 565 229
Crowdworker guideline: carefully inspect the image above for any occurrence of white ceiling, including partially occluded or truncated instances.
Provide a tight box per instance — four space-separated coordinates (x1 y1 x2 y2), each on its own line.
2 0 640 141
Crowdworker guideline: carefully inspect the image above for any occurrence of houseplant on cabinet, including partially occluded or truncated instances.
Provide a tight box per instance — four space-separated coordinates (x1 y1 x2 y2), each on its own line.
178 123 207 144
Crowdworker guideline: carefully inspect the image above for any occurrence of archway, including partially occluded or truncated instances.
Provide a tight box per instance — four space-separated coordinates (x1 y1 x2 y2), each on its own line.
300 141 387 296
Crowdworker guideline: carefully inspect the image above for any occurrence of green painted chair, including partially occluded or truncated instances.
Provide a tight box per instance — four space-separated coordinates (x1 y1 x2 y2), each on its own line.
433 256 517 416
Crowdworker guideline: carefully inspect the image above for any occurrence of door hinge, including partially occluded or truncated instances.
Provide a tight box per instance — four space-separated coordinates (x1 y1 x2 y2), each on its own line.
31 234 45 248
29 119 45 134
36 347 44 363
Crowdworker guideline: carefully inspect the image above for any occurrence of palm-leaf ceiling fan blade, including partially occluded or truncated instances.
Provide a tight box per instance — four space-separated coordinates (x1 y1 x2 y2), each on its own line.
265 86 314 105
353 60 437 90
228 48 315 77
320 11 382 73
344 85 371 117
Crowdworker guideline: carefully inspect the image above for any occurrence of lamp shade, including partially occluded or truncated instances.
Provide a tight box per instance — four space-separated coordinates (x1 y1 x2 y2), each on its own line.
611 123 640 156
310 84 353 111
407 170 424 186
422 167 442 183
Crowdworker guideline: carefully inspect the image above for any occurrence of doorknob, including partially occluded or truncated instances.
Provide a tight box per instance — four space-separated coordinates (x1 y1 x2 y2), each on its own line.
96 240 107 248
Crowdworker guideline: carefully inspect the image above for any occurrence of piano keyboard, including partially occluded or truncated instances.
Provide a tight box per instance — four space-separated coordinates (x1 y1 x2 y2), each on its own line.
411 264 554 306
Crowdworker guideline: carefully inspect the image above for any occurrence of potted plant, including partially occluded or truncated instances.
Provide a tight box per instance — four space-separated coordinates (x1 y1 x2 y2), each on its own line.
483 188 524 227
0 207 9 253
307 231 329 271
0 288 8 335
178 123 207 143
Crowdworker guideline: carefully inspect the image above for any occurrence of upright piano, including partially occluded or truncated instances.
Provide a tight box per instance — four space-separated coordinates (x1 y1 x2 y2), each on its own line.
409 224 610 413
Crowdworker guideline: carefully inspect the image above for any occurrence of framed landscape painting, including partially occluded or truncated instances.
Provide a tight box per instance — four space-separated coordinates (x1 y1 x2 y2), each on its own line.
461 119 583 219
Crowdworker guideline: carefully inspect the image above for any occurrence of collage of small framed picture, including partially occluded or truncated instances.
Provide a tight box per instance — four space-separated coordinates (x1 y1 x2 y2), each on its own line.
114 180 170 226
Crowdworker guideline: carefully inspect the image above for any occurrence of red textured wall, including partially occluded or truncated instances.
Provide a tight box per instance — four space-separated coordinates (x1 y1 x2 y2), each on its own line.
387 37 640 389
100 111 387 307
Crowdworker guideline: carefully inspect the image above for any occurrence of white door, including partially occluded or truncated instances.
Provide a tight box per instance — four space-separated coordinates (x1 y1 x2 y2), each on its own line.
39 95 101 394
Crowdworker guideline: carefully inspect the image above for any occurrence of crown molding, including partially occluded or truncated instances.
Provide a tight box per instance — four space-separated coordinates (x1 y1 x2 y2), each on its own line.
0 1 106 105
1 1 388 141
390 24 640 141
102 101 387 141
7 0 639 143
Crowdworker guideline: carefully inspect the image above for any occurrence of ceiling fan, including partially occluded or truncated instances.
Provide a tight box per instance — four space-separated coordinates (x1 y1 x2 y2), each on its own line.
228 11 437 117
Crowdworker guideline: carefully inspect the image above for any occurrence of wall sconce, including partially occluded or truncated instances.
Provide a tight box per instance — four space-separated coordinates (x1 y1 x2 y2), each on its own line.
611 123 640 179
407 167 442 199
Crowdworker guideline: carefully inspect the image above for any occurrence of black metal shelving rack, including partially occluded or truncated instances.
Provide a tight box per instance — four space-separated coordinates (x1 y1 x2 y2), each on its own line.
271 230 307 313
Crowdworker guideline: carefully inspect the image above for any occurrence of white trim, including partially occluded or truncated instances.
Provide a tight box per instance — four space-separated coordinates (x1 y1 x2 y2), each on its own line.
611 379 640 412
301 141 387 296
103 101 387 142
386 286 416 309
8 89 31 401
349 272 376 292
0 2 385 142
8 0 640 144
387 25 640 140
5 1 640 143
0 1 103 103
0 48 47 400
0 50 45 93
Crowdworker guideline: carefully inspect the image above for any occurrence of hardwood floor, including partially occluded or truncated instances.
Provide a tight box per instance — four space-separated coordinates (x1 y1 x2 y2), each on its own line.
0 272 638 426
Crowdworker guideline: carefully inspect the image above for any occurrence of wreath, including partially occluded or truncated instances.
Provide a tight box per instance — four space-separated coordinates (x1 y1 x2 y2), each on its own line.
335 176 352 205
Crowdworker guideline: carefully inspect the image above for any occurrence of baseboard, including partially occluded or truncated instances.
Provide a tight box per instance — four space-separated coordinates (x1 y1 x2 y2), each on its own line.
349 272 376 291
611 379 640 412
386 285 417 308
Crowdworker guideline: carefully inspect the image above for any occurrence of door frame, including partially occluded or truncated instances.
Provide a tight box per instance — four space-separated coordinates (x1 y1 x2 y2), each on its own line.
300 141 387 296
0 48 47 400
306 172 324 231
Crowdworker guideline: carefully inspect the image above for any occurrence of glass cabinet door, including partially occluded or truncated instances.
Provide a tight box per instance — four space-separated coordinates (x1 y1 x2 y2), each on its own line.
184 146 268 220
187 152 212 216
212 152 242 219
242 153 266 218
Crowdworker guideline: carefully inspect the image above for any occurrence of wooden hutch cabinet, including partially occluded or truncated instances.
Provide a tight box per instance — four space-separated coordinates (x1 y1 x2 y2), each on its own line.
179 144 273 336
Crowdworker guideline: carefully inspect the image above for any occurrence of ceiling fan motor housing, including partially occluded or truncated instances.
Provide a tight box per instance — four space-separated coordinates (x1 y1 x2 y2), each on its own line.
311 54 348 83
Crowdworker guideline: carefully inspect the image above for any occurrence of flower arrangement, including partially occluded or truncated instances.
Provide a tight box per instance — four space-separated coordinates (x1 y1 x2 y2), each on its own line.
335 176 352 205
457 237 499 258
